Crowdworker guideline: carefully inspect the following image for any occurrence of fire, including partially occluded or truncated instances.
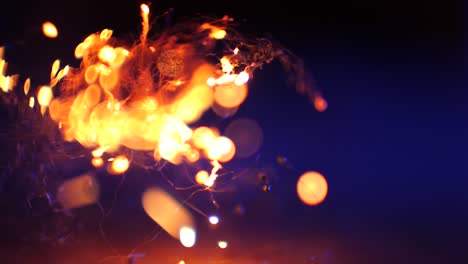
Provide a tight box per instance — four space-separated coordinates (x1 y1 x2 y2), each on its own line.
0 2 327 194
0 2 332 255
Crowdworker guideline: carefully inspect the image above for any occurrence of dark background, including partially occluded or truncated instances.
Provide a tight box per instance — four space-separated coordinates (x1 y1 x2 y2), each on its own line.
0 0 465 263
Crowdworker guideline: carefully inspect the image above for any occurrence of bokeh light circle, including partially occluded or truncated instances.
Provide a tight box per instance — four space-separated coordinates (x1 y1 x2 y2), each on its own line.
296 171 328 206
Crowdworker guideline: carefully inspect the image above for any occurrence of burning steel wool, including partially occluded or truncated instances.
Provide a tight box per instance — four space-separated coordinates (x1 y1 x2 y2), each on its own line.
0 2 328 254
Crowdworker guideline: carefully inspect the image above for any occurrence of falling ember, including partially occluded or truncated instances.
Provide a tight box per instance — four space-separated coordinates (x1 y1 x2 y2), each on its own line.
297 171 328 206
42 21 58 38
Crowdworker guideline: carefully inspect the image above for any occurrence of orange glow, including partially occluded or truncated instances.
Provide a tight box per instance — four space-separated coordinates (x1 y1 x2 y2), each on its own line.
201 23 227 39
314 96 328 112
234 71 249 86
184 148 200 163
51 60 60 80
37 85 53 108
0 4 323 179
140 3 150 15
195 170 209 185
211 103 238 118
207 136 236 162
91 146 109 158
297 171 328 206
23 78 30 95
214 83 248 108
98 46 116 64
192 126 218 150
108 155 129 174
210 29 226 39
0 49 18 93
42 21 58 38
91 157 104 167
220 57 233 74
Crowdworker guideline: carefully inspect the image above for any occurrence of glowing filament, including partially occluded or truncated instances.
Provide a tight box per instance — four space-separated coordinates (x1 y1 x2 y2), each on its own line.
204 160 222 187
140 4 150 44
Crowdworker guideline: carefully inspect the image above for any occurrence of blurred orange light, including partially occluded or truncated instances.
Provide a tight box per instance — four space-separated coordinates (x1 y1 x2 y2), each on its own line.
42 21 58 38
91 157 104 168
314 96 328 112
214 83 248 108
195 170 209 185
109 155 129 174
297 171 328 206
